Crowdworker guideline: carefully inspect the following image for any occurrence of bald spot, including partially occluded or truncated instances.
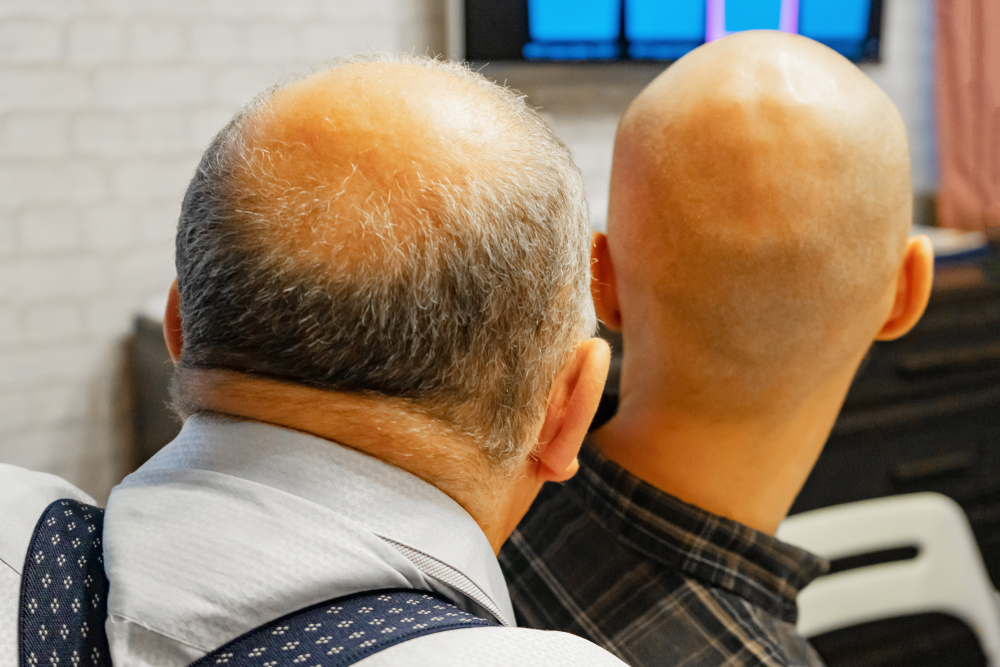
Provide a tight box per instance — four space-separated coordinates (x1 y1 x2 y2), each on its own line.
234 62 517 273
608 31 912 407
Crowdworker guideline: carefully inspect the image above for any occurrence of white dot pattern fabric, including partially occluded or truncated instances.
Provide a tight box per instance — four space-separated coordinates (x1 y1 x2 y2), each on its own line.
0 465 96 667
188 590 495 667
7 495 627 667
379 538 509 627
18 499 111 667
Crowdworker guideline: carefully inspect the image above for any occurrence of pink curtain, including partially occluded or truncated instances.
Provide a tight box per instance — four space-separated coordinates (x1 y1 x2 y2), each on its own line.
936 0 1000 231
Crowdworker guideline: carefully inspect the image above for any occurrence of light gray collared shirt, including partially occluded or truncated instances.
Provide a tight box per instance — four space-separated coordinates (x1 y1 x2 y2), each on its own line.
2 414 627 667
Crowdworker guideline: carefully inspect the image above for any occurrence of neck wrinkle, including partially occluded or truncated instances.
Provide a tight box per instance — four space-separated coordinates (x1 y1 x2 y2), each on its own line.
177 368 511 551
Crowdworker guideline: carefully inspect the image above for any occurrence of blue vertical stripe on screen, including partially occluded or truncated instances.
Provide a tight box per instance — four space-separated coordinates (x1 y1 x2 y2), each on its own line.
725 0 782 32
799 0 870 41
625 0 705 42
527 0 622 42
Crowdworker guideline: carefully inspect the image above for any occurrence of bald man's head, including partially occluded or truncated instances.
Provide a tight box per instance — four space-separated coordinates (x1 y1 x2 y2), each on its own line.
606 31 912 414
174 55 594 462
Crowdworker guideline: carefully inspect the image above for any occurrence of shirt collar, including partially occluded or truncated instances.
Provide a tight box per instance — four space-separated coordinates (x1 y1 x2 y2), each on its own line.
569 441 829 623
138 413 515 625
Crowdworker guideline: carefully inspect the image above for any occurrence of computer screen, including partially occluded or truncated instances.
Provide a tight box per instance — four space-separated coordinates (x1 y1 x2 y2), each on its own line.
459 0 882 63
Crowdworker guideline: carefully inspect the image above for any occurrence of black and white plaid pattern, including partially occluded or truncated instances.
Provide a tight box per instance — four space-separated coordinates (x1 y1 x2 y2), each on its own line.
500 442 829 667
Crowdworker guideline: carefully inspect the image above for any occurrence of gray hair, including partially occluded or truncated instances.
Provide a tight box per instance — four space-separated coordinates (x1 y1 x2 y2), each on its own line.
173 53 595 465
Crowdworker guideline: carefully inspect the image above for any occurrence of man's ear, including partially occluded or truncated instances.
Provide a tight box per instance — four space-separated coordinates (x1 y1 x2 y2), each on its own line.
875 235 934 341
164 279 184 363
592 232 622 331
533 337 611 483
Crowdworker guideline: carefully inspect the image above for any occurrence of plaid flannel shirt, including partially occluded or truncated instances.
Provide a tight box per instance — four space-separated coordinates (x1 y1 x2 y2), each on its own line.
499 441 829 667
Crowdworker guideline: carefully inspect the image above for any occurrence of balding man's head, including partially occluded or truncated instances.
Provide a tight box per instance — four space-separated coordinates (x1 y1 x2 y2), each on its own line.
174 55 594 463
605 32 914 415
240 63 530 270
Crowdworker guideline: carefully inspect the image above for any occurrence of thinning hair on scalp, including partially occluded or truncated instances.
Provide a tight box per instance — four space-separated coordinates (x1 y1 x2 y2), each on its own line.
172 53 595 465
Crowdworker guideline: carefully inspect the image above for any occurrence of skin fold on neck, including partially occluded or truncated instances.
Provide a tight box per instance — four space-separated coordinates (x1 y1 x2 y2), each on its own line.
175 368 522 553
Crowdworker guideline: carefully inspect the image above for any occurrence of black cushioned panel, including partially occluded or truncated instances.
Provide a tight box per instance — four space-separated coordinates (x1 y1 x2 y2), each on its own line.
810 613 988 667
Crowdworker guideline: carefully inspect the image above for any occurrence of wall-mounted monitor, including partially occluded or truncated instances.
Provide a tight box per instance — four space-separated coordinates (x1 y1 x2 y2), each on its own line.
448 0 883 64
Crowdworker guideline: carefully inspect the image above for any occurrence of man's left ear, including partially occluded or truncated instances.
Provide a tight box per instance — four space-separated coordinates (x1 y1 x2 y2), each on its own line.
533 337 611 483
875 235 934 341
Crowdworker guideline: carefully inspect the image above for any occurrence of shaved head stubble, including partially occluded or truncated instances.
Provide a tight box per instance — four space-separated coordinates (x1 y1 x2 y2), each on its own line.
607 31 914 418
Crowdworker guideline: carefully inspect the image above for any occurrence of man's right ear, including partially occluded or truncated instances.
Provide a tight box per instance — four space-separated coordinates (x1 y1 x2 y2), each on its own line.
875 235 934 341
532 337 611 483
591 232 622 331
164 279 184 364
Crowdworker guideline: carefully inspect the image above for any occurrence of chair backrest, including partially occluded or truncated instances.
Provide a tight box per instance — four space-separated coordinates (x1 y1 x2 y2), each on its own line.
777 493 1000 665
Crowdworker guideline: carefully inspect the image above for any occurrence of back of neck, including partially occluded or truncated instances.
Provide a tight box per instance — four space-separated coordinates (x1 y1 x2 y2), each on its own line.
590 384 846 535
176 368 512 549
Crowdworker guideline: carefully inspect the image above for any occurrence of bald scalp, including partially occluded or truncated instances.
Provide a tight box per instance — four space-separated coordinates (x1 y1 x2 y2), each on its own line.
236 63 519 272
608 31 912 411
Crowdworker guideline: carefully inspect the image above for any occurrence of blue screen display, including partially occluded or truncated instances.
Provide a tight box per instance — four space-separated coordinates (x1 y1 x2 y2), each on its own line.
624 0 705 59
800 0 870 41
725 0 782 32
512 0 877 62
626 0 705 41
528 0 621 42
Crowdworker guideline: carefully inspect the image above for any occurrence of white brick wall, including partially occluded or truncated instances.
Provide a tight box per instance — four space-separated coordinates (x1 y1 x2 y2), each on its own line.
0 0 935 502
0 0 445 501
